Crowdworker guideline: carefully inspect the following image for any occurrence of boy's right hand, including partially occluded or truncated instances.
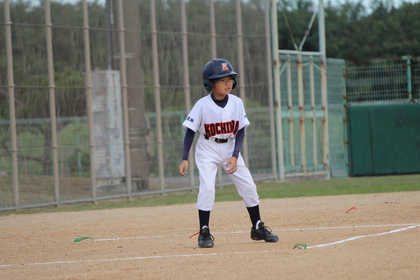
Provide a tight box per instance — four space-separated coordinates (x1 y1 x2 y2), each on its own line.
178 160 189 176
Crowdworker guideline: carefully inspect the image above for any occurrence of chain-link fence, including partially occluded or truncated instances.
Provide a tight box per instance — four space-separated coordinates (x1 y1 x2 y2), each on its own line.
1 0 348 210
0 0 276 210
345 56 420 104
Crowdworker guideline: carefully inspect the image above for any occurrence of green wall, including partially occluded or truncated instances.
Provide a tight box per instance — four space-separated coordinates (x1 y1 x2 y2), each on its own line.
348 104 420 176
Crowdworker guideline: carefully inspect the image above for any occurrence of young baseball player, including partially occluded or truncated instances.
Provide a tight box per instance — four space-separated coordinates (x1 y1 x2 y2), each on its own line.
178 58 279 248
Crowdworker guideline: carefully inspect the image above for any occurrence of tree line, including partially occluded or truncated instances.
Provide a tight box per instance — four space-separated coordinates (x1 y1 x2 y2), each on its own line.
278 0 420 59
0 0 419 120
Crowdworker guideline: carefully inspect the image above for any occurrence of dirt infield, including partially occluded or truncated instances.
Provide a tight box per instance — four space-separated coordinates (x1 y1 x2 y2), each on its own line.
1 191 419 280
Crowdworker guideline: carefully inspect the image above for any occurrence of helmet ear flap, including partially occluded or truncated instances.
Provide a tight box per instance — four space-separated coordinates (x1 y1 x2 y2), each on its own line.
232 76 237 90
203 79 213 92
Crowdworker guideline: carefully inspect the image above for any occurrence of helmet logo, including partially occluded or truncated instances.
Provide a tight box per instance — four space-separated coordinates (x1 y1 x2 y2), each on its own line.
221 63 230 71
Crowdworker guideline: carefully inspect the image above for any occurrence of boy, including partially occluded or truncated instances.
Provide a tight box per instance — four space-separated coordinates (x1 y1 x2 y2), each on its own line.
178 58 278 248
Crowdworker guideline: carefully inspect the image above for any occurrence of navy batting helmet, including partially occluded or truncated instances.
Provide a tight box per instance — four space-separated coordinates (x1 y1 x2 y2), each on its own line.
202 58 237 92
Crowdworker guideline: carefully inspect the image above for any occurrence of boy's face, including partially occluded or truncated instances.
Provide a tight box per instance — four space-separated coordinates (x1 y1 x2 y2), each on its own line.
212 75 234 100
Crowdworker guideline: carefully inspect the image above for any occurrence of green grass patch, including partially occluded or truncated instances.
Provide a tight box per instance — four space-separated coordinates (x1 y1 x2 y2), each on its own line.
256 174 420 198
1 174 419 216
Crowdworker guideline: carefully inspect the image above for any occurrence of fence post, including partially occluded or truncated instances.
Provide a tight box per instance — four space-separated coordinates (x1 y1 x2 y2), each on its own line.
150 0 165 193
210 0 217 58
82 0 96 191
319 0 330 178
5 0 20 209
117 0 133 198
309 56 318 172
236 0 248 166
45 0 60 205
403 56 413 101
271 0 285 180
286 55 295 171
265 0 278 180
180 0 195 189
342 61 349 176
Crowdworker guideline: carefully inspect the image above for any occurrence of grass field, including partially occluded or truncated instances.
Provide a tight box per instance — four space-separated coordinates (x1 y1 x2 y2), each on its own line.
1 173 419 216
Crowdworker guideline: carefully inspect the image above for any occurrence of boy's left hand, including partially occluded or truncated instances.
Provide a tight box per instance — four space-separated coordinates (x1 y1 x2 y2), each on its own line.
226 157 237 174
178 160 189 176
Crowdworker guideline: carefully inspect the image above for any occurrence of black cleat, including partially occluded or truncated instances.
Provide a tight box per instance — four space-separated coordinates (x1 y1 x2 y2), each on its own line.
198 227 214 248
250 222 279 242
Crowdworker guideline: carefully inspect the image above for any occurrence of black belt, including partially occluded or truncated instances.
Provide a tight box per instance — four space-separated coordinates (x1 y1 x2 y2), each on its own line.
204 135 229 143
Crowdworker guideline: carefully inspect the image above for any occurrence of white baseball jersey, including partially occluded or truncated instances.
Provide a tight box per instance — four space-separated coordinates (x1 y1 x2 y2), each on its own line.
182 94 250 138
182 94 260 211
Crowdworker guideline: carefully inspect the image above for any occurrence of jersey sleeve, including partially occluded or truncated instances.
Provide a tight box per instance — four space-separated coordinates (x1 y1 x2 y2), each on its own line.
237 98 250 130
182 101 202 132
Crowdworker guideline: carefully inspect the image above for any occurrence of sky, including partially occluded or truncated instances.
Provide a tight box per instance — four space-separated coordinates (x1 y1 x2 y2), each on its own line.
326 0 418 10
325 0 419 13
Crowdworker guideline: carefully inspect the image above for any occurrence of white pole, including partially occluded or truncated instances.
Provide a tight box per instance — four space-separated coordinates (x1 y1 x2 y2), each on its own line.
265 0 278 180
272 0 285 180
319 0 326 61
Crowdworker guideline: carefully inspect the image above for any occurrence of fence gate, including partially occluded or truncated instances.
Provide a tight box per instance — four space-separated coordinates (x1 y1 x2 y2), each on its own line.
274 51 331 180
